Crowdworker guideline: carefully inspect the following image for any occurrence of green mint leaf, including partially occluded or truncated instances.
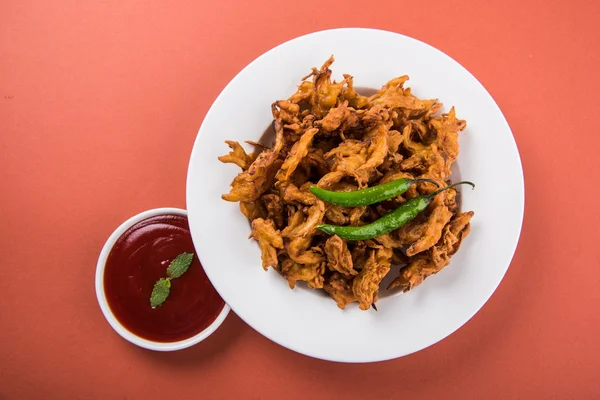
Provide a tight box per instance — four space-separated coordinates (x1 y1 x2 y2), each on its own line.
166 252 194 279
150 278 171 308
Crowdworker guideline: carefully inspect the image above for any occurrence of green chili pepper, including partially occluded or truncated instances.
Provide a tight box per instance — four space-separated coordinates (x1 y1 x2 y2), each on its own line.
317 181 475 241
309 178 439 207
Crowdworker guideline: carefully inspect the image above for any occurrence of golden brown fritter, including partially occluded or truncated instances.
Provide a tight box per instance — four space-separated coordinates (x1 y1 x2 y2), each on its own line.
277 128 319 182
299 55 346 118
294 200 325 237
324 205 349 225
405 195 453 256
218 140 255 170
354 124 389 186
324 273 358 309
222 150 283 202
240 200 266 221
282 208 325 265
286 236 325 265
353 247 393 310
281 183 317 205
316 101 356 133
219 57 473 310
282 258 325 289
388 211 473 292
340 74 369 109
250 218 284 270
262 194 285 229
325 235 356 277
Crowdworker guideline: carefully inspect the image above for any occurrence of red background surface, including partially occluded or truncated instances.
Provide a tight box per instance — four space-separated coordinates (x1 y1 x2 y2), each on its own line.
2 0 599 398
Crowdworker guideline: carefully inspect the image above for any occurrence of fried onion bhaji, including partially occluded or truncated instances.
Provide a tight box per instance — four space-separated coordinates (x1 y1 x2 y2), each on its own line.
220 56 474 310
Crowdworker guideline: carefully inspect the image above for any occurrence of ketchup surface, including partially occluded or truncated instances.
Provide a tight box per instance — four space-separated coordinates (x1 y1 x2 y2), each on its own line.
104 214 224 343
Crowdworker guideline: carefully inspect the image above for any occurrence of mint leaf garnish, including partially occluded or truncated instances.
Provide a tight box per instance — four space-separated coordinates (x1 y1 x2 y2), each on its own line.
149 252 195 308
150 278 171 308
166 252 194 279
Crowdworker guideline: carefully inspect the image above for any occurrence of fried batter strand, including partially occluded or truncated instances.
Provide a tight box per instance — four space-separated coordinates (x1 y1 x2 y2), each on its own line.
277 128 319 182
340 74 369 109
353 247 393 310
405 192 453 256
262 194 285 229
218 140 255 170
431 211 473 267
354 124 389 186
251 218 284 270
294 200 325 237
282 258 325 289
301 55 346 118
325 235 356 277
324 273 358 309
240 200 266 221
388 211 473 292
282 183 317 205
222 124 285 202
430 107 466 174
282 209 325 264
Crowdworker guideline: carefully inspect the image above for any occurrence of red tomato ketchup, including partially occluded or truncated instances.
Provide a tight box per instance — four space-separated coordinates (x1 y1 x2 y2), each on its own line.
103 214 224 343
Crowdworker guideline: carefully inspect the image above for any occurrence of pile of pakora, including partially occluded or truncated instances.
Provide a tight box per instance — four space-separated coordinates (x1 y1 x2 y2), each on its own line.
219 56 474 310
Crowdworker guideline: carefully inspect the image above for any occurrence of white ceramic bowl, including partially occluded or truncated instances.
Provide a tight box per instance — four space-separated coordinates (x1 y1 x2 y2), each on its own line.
187 28 524 362
95 207 230 351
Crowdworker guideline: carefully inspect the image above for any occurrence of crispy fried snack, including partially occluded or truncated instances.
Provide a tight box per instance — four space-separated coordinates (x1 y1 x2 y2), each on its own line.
250 218 283 270
325 235 356 278
387 211 473 292
220 56 474 310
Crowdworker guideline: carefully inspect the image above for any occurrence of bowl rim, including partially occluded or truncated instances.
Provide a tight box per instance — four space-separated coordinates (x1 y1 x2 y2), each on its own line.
95 207 230 351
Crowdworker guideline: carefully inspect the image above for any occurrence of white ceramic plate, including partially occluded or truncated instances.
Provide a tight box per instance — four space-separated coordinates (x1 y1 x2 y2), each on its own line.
186 28 524 362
